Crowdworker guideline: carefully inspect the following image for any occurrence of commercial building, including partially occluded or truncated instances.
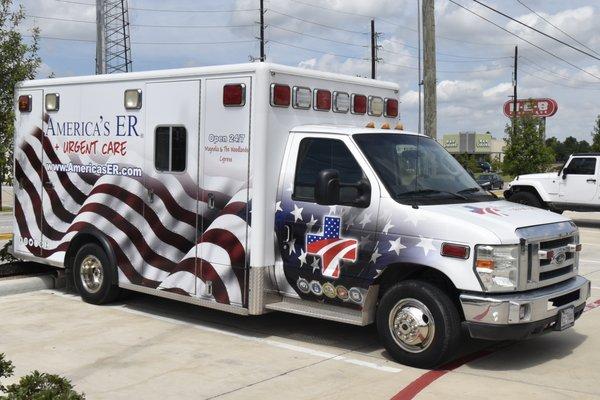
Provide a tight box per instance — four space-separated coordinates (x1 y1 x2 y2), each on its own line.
440 131 505 162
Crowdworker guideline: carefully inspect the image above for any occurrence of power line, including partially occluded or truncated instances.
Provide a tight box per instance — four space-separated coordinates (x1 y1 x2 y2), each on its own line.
378 47 510 63
269 39 368 60
269 25 367 47
24 34 256 45
53 0 259 13
515 0 600 58
471 0 600 61
519 66 600 91
27 14 255 29
267 9 369 35
448 0 600 81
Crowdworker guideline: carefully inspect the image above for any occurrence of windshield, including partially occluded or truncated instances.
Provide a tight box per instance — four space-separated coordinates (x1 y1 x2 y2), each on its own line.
479 174 493 180
353 133 495 205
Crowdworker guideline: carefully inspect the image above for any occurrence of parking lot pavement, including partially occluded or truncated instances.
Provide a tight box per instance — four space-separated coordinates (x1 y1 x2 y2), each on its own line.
0 214 599 399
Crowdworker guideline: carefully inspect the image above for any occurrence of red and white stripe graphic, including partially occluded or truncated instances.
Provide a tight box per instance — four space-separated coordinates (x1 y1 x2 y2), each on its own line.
14 125 250 306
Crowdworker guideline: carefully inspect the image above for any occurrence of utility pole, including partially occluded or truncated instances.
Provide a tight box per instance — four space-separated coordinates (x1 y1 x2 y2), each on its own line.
417 0 422 134
422 0 437 139
371 19 377 79
512 45 518 136
95 0 132 74
259 0 265 61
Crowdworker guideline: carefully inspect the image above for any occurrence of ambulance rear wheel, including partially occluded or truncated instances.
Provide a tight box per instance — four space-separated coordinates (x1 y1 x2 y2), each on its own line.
377 280 461 369
73 243 120 305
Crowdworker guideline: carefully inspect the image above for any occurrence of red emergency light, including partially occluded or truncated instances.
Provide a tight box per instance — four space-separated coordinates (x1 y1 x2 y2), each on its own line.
352 94 367 114
314 89 331 111
385 98 399 118
18 95 32 112
271 84 291 107
223 84 246 107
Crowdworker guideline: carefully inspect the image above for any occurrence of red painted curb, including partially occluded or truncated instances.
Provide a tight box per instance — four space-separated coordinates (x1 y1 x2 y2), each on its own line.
391 299 600 400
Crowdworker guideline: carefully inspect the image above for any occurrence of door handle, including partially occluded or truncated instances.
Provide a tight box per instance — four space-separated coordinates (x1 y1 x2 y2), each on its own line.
148 188 154 203
207 193 215 209
587 179 597 183
43 181 54 189
284 225 291 243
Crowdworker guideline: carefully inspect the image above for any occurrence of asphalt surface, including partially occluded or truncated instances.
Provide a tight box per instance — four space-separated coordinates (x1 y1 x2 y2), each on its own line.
0 211 598 399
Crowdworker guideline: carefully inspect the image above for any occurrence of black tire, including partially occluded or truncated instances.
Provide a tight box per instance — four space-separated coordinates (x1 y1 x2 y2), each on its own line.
508 190 542 208
376 280 462 369
73 243 120 304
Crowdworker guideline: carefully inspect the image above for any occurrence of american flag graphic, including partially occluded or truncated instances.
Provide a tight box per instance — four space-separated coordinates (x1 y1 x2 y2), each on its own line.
306 216 357 279
14 117 250 306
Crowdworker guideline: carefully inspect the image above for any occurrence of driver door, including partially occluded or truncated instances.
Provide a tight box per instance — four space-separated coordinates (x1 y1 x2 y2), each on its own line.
275 134 380 305
559 157 599 204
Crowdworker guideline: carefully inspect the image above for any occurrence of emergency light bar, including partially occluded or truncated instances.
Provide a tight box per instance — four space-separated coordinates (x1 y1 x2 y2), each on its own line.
385 98 399 118
292 86 311 109
333 91 350 113
351 94 367 114
368 96 384 116
314 89 331 111
271 84 291 107
223 84 246 107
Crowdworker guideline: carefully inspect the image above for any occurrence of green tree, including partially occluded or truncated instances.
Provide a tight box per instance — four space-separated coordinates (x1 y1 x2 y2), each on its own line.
503 114 555 176
592 114 600 152
563 136 579 156
578 139 591 154
0 0 41 208
0 353 85 399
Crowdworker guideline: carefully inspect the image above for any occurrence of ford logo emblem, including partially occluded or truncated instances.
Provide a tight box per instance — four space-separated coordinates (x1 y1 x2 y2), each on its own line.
553 252 567 264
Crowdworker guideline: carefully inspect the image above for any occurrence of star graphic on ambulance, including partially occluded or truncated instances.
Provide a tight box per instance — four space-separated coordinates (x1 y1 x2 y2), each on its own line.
306 216 358 279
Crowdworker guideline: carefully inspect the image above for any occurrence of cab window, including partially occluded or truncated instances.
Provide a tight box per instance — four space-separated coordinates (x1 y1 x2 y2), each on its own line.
565 158 596 175
293 138 365 204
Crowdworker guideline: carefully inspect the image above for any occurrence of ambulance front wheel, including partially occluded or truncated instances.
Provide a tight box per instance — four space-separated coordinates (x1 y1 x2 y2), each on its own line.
73 243 120 304
376 280 462 369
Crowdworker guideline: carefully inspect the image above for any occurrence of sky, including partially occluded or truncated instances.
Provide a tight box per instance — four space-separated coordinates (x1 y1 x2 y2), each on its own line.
15 0 600 142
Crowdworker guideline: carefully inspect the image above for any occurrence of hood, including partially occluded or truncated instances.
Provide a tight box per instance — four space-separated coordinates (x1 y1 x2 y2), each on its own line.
515 172 558 181
421 200 570 244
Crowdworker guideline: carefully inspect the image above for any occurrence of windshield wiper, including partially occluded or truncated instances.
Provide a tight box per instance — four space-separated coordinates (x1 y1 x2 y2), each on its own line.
396 189 468 200
457 187 482 194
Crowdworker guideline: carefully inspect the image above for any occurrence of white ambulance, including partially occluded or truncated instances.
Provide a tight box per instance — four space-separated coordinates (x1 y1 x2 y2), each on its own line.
12 63 590 368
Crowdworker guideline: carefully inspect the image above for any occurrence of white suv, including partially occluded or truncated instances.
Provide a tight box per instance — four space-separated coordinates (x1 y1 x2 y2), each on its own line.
505 153 600 212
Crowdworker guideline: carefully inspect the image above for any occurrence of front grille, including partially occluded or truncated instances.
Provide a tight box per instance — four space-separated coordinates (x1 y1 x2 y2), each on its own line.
518 222 579 291
539 265 574 281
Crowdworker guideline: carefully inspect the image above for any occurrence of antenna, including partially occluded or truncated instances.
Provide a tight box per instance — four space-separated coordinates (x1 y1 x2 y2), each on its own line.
96 0 132 74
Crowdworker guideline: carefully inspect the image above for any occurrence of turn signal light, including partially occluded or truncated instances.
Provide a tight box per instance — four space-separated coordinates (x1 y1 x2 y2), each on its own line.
441 243 470 259
476 259 494 269
270 84 291 107
18 95 32 112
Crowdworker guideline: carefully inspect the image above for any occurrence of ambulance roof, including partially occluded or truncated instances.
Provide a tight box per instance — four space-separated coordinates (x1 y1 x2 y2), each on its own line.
291 124 427 138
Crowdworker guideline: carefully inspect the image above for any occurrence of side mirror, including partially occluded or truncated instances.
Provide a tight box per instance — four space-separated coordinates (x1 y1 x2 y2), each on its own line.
480 182 492 190
353 179 371 208
315 169 340 205
562 170 568 180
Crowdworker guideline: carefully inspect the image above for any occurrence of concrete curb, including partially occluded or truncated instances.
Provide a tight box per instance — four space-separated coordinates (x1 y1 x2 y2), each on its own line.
0 275 64 297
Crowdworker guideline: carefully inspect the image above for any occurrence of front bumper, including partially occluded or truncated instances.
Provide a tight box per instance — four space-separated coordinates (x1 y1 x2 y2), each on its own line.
460 276 590 340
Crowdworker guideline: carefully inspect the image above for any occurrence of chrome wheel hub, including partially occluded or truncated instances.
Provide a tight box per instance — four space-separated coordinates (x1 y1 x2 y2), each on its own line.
80 255 103 294
389 298 435 353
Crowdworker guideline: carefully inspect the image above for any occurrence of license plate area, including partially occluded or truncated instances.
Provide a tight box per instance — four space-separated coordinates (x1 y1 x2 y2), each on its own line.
557 306 575 331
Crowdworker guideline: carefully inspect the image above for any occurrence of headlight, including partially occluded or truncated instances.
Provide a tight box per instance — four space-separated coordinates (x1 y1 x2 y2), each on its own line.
475 245 519 292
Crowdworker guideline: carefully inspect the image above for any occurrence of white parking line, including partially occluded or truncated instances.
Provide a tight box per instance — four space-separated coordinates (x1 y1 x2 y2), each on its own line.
582 243 600 247
581 259 600 264
39 290 402 373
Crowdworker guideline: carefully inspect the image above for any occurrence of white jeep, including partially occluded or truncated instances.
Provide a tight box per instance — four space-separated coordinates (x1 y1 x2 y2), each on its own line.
505 153 600 212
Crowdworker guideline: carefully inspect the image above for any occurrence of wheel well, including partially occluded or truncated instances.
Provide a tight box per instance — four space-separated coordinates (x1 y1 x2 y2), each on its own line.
510 185 546 206
375 263 464 320
65 231 117 284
